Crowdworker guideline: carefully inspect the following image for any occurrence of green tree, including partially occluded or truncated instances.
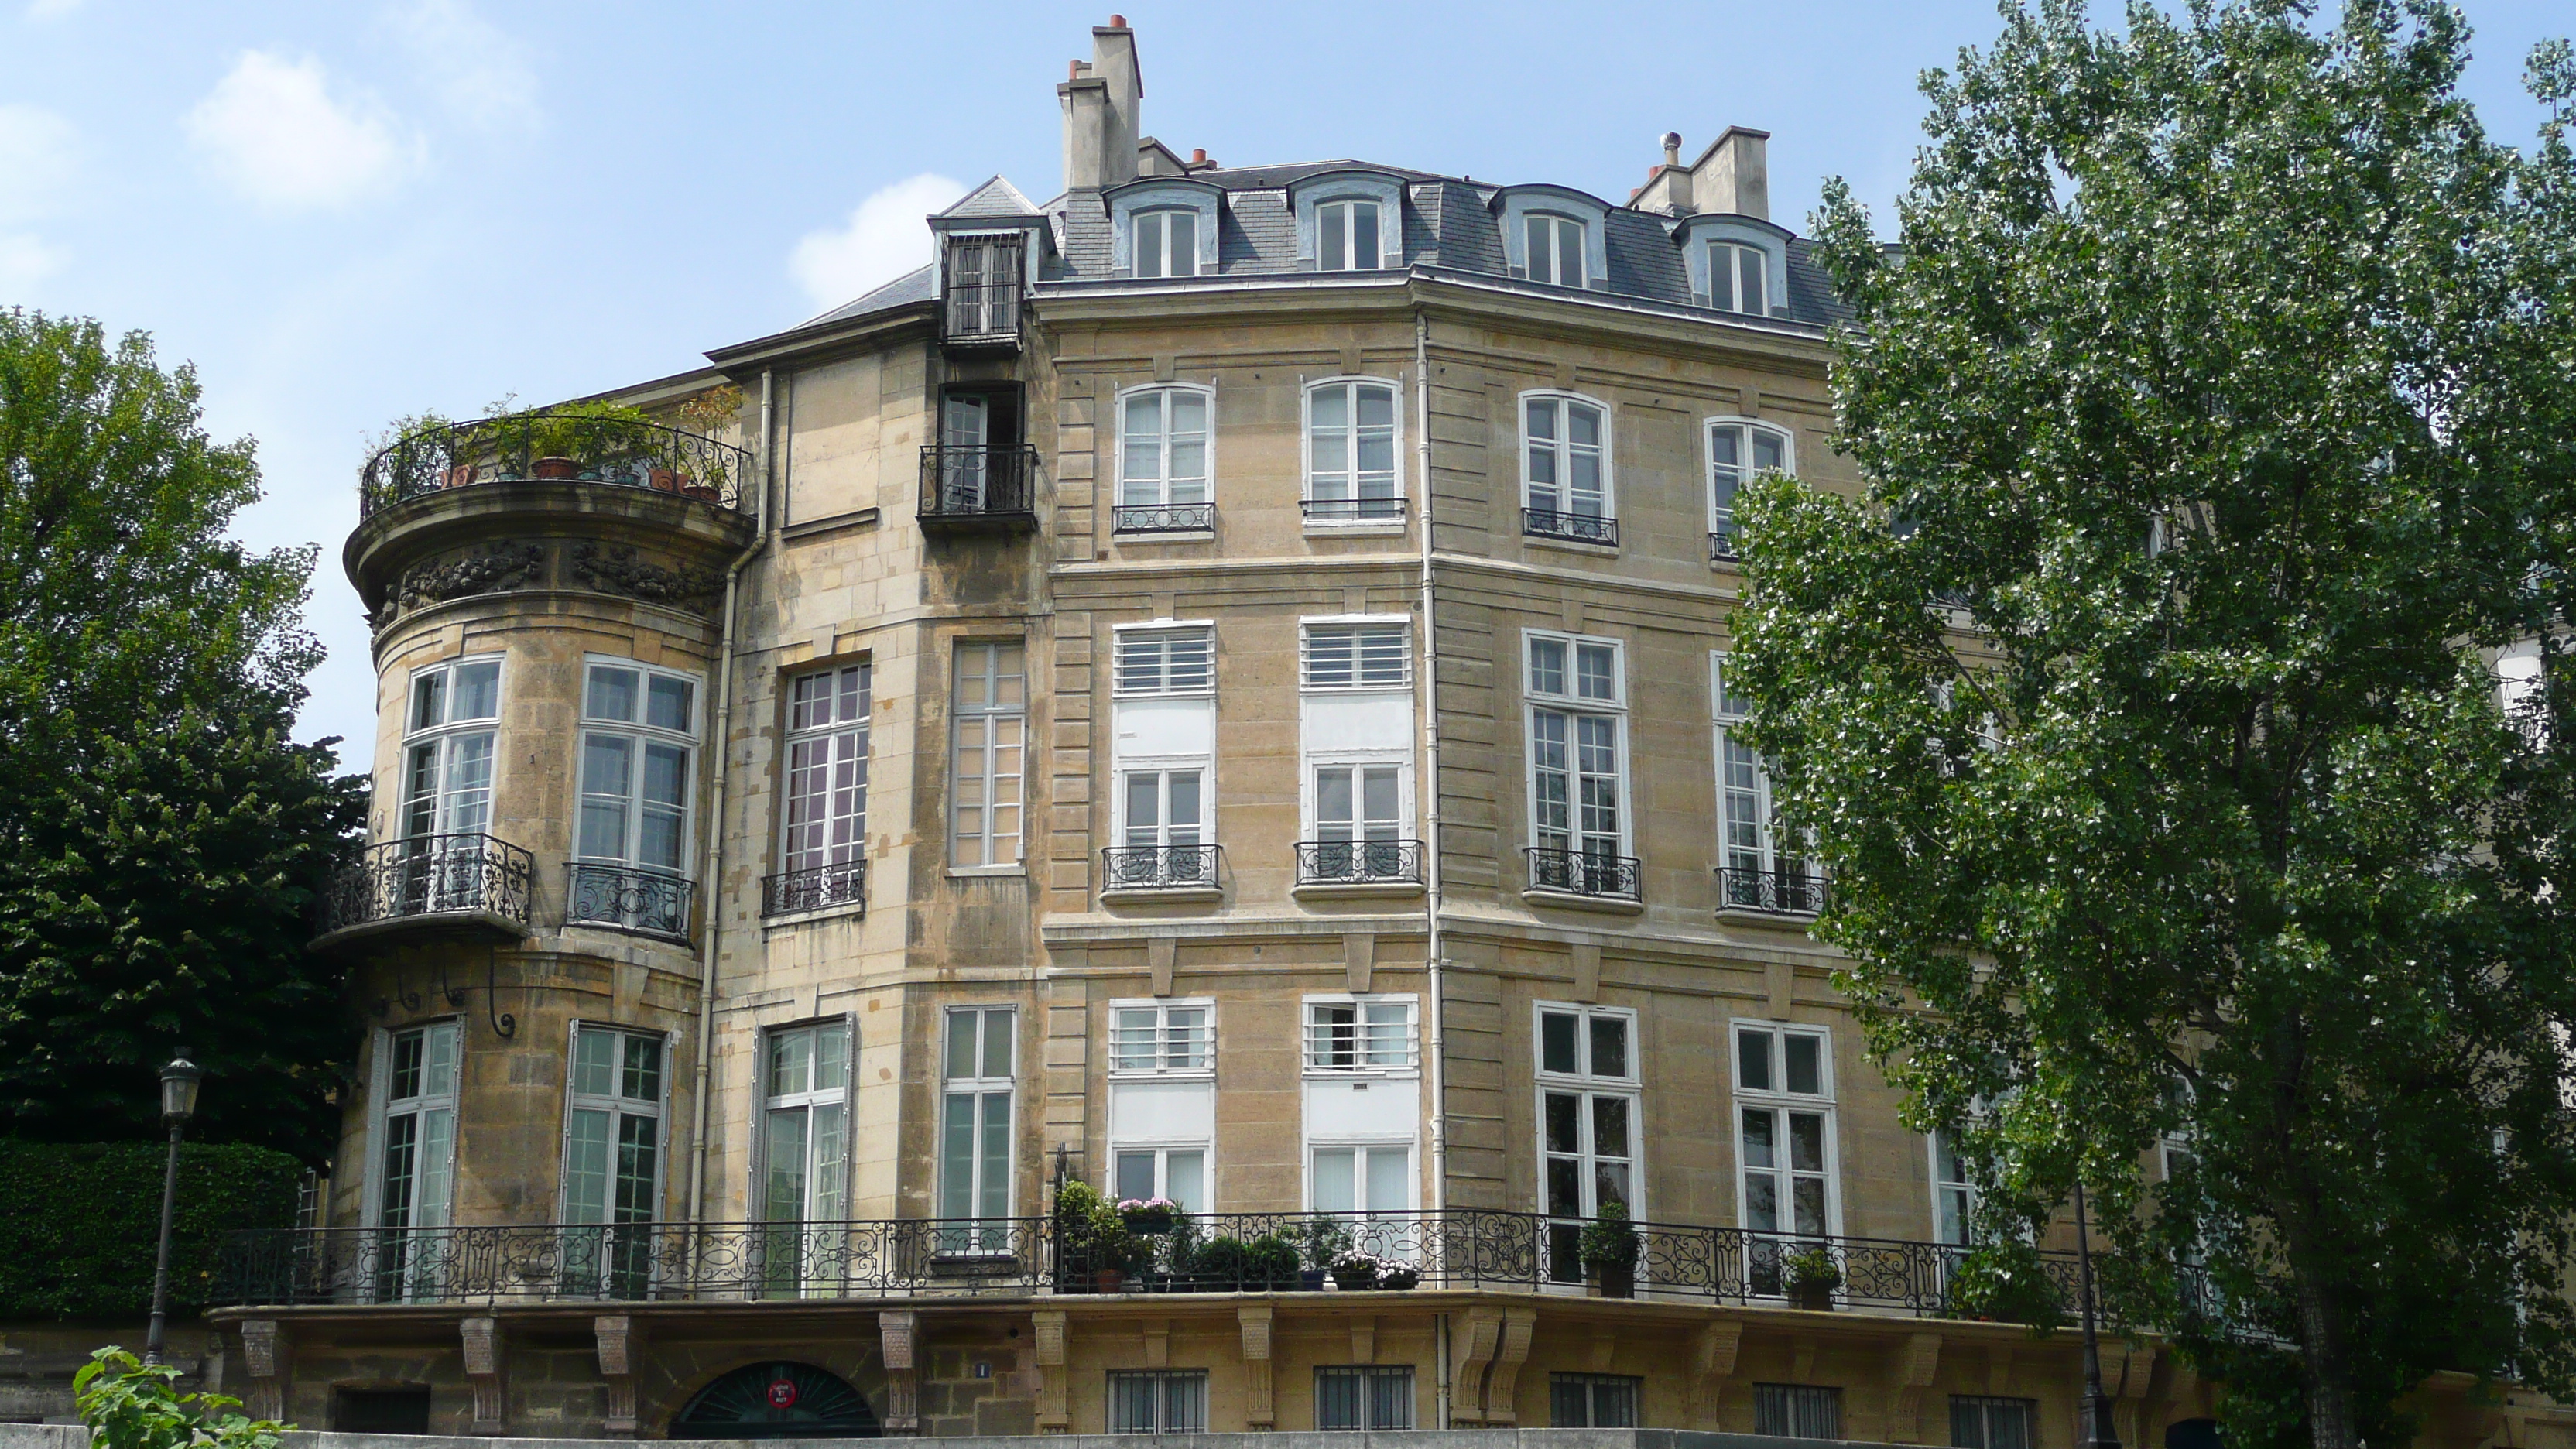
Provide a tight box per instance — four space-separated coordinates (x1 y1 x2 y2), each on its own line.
1730 6 2576 1449
0 310 363 1159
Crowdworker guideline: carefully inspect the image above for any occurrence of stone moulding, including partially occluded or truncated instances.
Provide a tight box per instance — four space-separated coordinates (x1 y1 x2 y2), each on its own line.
572 542 724 615
388 541 546 620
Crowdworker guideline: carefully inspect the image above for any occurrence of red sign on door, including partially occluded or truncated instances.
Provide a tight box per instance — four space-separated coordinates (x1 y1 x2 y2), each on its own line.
766 1379 799 1410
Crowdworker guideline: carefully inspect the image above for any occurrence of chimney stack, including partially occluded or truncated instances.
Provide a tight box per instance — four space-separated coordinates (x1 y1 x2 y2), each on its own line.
1694 126 1769 220
1634 132 1694 215
1059 17 1145 192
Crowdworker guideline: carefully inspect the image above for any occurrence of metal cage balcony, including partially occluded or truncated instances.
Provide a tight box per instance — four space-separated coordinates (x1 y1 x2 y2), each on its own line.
1523 507 1618 546
1293 839 1423 887
565 862 694 943
917 446 1040 531
1101 844 1223 893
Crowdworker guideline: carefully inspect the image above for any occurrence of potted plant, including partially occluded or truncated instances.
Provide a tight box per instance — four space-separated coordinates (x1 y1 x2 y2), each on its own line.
1119 1197 1179 1234
1784 1246 1842 1310
1053 1181 1139 1293
1581 1201 1642 1298
1331 1249 1386 1292
1246 1235 1301 1291
1299 1220 1351 1291
1375 1258 1422 1291
670 384 744 500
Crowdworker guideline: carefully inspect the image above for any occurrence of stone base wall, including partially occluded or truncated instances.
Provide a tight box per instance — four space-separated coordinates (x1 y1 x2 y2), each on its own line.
0 1323 224 1425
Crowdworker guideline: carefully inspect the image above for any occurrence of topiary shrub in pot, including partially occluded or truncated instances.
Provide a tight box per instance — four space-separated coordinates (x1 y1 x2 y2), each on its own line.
1784 1245 1843 1310
1581 1201 1642 1298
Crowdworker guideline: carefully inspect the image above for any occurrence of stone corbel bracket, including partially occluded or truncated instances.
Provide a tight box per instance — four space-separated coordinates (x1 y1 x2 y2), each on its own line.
1238 1304 1275 1429
881 1310 920 1434
461 1316 505 1436
595 1315 641 1438
238 1320 289 1423
1032 1309 1069 1434
1691 1319 1743 1429
1890 1331 1944 1443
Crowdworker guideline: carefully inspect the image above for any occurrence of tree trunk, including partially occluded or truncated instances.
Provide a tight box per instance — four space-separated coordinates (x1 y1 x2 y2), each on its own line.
2290 1256 2360 1449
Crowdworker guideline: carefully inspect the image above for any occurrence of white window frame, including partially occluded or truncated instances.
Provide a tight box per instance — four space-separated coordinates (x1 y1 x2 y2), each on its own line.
1113 382 1215 510
1534 1001 1641 1283
400 654 503 841
1299 618 1412 691
1131 206 1203 279
1301 376 1405 523
1108 998 1216 1077
1522 211 1588 288
1730 1018 1841 1243
367 1019 463 1232
1303 759 1410 853
1106 998 1213 1212
1930 1128 1977 1248
939 1005 1018 1236
1302 994 1420 1076
1112 623 1215 698
573 656 701 873
950 640 1027 872
1519 390 1615 532
1523 629 1632 865
1115 765 1210 851
1708 240 1772 316
779 662 871 878
1704 416 1794 557
1315 197 1384 273
558 1022 670 1225
758 1019 853 1227
1711 649 1806 888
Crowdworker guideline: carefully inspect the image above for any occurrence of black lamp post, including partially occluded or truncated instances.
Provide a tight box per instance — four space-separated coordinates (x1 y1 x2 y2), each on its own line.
2074 1179 2122 1449
142 1047 203 1367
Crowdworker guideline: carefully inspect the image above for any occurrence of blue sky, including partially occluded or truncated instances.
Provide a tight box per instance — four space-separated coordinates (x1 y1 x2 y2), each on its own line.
2 0 2565 758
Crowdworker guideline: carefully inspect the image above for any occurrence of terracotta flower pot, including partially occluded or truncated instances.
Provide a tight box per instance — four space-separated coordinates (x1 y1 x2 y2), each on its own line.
647 467 683 492
443 464 478 488
1091 1267 1126 1294
533 456 582 479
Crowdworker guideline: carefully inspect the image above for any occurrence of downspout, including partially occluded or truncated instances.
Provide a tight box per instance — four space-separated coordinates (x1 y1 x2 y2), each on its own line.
1415 303 1454 1430
687 366 778 1231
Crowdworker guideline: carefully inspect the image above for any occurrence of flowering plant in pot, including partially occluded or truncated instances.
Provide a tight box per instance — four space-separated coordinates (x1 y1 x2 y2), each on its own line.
1580 1201 1642 1298
1331 1249 1396 1291
1118 1196 1180 1234
1054 1181 1140 1292
1783 1246 1843 1310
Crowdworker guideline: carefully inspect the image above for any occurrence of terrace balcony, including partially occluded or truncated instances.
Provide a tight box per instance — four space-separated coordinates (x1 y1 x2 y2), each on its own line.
312 833 534 952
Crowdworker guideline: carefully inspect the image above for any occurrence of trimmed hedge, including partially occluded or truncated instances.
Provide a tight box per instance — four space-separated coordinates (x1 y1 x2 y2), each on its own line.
0 1140 302 1318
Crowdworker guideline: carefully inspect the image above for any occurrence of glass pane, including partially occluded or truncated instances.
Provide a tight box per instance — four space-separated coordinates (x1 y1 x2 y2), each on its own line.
1741 247 1768 315
642 742 688 808
1552 1378 1590 1428
574 1029 616 1098
1112 1375 1156 1433
1793 1175 1828 1235
811 1102 844 1219
1314 1148 1355 1212
1543 1092 1581 1153
816 1025 848 1091
1317 767 1352 832
1526 215 1549 281
1753 428 1785 472
940 1094 977 1218
1786 1034 1822 1094
1592 1096 1630 1158
1319 1370 1362 1430
453 660 500 720
978 1092 1012 1218
1321 204 1346 272
1790 1112 1826 1172
1577 643 1616 701
1168 771 1201 829
586 666 639 723
1114 1008 1155 1070
416 1107 454 1227
1540 1012 1578 1074
768 1030 810 1099
1546 1156 1582 1217
1595 1379 1638 1429
648 675 693 732
423 1024 458 1097
1588 1015 1627 1077
622 1034 663 1102
945 1011 978 1080
1353 202 1379 266
1530 637 1566 696
1362 768 1399 831
1365 1146 1407 1211
615 1112 658 1221
1737 1029 1773 1091
410 670 446 731
1164 1149 1204 1211
1526 397 1556 441
1135 213 1164 279
1168 211 1197 275
981 1009 1012 1079
762 1108 808 1221
1741 1108 1776 1168
564 1108 610 1223
1745 1170 1779 1232
1125 772 1158 840
1115 1151 1156 1203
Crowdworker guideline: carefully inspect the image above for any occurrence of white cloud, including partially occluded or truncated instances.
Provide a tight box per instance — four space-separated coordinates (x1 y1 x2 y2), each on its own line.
185 51 413 211
385 0 538 136
790 173 968 310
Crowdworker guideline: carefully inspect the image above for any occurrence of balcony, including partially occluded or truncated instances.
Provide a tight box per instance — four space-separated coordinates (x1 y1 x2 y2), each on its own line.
212 1209 2190 1326
565 862 694 943
1112 502 1216 536
313 834 534 951
1293 839 1424 898
360 416 752 520
1523 846 1643 912
1101 844 1223 903
1718 864 1824 918
1523 507 1617 548
1300 498 1406 525
918 446 1040 533
762 859 866 919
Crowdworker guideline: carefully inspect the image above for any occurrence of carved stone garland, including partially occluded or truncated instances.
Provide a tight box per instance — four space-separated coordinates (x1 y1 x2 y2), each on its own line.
571 542 724 615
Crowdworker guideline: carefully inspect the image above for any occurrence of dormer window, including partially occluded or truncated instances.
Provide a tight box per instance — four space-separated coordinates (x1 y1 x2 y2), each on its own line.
1318 200 1381 272
944 235 1024 341
1525 214 1586 288
1134 208 1201 279
1710 241 1769 316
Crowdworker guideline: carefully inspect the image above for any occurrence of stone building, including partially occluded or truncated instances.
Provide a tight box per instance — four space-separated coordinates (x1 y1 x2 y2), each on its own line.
200 17 2533 1449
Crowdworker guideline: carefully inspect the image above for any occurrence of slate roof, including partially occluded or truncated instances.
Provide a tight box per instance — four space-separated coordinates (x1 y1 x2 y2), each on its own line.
781 156 1849 341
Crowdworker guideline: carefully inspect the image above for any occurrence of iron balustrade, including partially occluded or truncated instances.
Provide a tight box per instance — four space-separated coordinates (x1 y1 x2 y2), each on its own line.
211 1210 2199 1328
320 834 534 938
1718 865 1825 916
1294 839 1423 887
1526 847 1643 900
762 860 866 918
1523 507 1619 546
1300 498 1407 523
1711 529 1738 562
566 863 694 942
1101 844 1223 892
360 416 751 519
917 446 1040 527
1112 502 1217 535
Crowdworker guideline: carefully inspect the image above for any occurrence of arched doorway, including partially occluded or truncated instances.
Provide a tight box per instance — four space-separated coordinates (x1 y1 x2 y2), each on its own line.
674 1362 881 1439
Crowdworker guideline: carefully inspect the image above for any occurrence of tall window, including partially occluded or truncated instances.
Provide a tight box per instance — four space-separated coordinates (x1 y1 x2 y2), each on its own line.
374 1020 461 1300
940 1007 1016 1238
1735 1021 1837 1249
1708 420 1790 558
1708 240 1769 316
1108 999 1212 1213
404 657 500 841
561 1026 663 1294
574 661 697 936
1756 1384 1843 1439
1550 1375 1640 1428
1109 1372 1206 1434
778 664 869 906
1317 199 1382 272
1932 1129 1976 1247
951 642 1026 868
1952 1396 2036 1449
1714 652 1809 911
944 235 1023 337
1317 1368 1413 1430
1301 622 1410 690
1537 1003 1637 1281
1527 632 1629 892
1132 209 1201 279
1113 627 1214 697
1524 213 1586 287
1118 386 1212 511
1305 379 1400 519
761 1023 848 1228
1523 393 1611 542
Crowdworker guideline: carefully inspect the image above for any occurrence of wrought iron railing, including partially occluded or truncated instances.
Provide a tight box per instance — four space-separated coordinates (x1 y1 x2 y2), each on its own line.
319 834 534 938
1294 839 1423 887
566 863 694 942
1711 528 1738 562
1101 844 1223 892
1300 498 1406 523
1523 507 1618 546
360 416 752 519
214 1210 2191 1327
1718 865 1824 916
917 446 1040 526
762 860 865 918
1112 502 1216 535
1526 846 1642 900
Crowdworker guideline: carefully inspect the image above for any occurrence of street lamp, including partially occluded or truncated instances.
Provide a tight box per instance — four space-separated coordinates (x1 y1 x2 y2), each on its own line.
142 1048 203 1367
2074 1179 2122 1449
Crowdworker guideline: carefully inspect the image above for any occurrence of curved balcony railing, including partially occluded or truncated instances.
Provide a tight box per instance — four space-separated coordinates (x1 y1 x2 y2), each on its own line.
761 860 865 918
1523 506 1618 546
1526 846 1642 901
318 834 534 940
917 446 1039 529
566 862 693 943
361 416 752 519
1112 502 1216 535
1294 839 1423 887
214 1209 2210 1330
1101 844 1222 892
1718 864 1824 916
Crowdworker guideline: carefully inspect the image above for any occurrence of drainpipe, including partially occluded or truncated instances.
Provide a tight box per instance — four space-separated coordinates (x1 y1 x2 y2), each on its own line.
687 367 778 1231
1415 303 1454 1430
